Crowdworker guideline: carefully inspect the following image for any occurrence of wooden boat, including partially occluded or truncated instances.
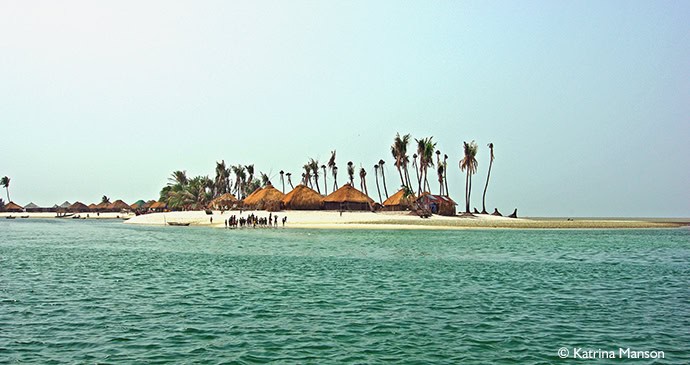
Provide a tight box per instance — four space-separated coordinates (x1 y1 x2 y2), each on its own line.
5 216 16 219
20 215 30 218
167 222 190 226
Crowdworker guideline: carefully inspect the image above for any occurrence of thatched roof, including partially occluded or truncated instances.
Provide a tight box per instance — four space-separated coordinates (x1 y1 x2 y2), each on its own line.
130 200 146 209
282 185 323 210
143 200 156 209
24 202 40 209
210 193 238 209
323 183 374 204
59 201 71 209
149 201 167 209
242 186 263 203
88 203 98 210
243 184 285 208
417 192 457 206
4 201 24 212
110 200 131 211
382 189 416 207
95 201 110 211
69 201 90 212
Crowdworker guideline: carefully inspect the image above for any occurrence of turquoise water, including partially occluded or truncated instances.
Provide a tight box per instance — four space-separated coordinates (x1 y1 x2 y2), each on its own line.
1 220 689 364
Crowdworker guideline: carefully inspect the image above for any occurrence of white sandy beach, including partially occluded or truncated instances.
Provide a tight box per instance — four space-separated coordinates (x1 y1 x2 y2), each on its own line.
122 210 685 229
1 212 134 220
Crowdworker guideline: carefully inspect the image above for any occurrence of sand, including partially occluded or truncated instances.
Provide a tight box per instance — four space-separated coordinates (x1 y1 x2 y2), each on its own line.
0 212 134 220
122 210 687 230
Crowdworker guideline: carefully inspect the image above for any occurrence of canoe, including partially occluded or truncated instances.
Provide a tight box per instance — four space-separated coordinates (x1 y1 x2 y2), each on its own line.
167 222 190 226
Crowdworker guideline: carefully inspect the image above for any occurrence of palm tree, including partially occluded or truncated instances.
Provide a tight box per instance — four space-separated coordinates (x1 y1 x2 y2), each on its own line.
214 160 230 197
232 165 246 198
437 164 445 195
321 164 328 195
391 133 411 189
101 195 110 204
1 176 10 202
459 140 479 214
327 150 336 192
443 154 449 197
378 159 389 198
260 172 270 186
309 158 320 194
347 161 355 185
412 153 421 194
246 164 255 187
286 172 294 189
280 170 285 193
415 137 436 193
169 170 188 187
359 167 369 196
374 164 383 203
331 166 338 191
481 143 495 214
302 163 312 187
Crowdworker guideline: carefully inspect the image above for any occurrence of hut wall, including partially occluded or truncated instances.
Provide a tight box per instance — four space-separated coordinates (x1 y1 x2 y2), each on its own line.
323 202 371 211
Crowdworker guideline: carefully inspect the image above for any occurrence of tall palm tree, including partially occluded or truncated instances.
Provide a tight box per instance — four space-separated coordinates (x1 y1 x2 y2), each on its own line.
359 167 369 196
391 133 411 189
101 195 110 204
286 172 294 189
437 164 445 195
374 164 382 203
302 163 312 187
214 160 230 197
459 140 479 214
415 137 436 193
347 161 355 185
260 172 270 186
328 150 337 192
481 143 495 214
1 176 10 202
378 159 388 198
309 158 320 193
280 170 285 193
245 164 255 187
331 166 338 191
412 153 421 194
232 165 246 198
321 164 328 195
443 154 449 197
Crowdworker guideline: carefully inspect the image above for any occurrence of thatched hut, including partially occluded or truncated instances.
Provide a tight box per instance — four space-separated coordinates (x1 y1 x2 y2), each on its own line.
143 200 156 210
88 203 98 211
4 201 24 212
24 202 41 212
130 200 146 210
210 193 238 210
149 201 167 212
416 193 457 216
323 183 374 211
382 189 417 211
94 201 111 212
282 185 323 210
110 200 131 212
243 184 285 211
69 201 90 212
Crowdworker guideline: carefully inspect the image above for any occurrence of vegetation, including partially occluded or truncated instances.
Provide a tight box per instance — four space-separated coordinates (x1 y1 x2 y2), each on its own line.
459 140 479 214
1 176 11 202
153 133 500 215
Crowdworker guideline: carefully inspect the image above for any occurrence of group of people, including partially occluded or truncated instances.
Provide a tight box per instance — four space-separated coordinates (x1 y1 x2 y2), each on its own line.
223 212 287 228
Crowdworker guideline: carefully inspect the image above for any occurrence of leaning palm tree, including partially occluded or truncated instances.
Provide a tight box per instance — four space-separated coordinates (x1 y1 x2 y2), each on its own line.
459 140 479 214
279 170 285 193
412 153 421 194
378 159 388 198
481 143 495 214
374 164 382 203
321 164 328 195
347 161 355 185
286 172 294 189
302 163 312 187
1 176 10 202
359 167 369 196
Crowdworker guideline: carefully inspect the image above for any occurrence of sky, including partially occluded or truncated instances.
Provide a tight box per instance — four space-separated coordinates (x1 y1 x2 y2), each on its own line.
1 1 688 217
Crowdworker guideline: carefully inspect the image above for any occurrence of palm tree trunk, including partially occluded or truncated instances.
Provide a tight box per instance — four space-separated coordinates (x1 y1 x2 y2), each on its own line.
413 162 421 195
465 171 470 213
375 169 382 204
397 165 405 188
314 176 321 194
323 168 328 195
481 159 493 214
380 168 388 198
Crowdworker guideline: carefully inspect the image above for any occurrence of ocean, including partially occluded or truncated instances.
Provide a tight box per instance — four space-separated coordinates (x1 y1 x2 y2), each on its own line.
1 219 689 364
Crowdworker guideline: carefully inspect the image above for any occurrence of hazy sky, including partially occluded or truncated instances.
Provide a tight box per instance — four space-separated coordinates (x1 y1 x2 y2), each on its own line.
1 1 688 217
